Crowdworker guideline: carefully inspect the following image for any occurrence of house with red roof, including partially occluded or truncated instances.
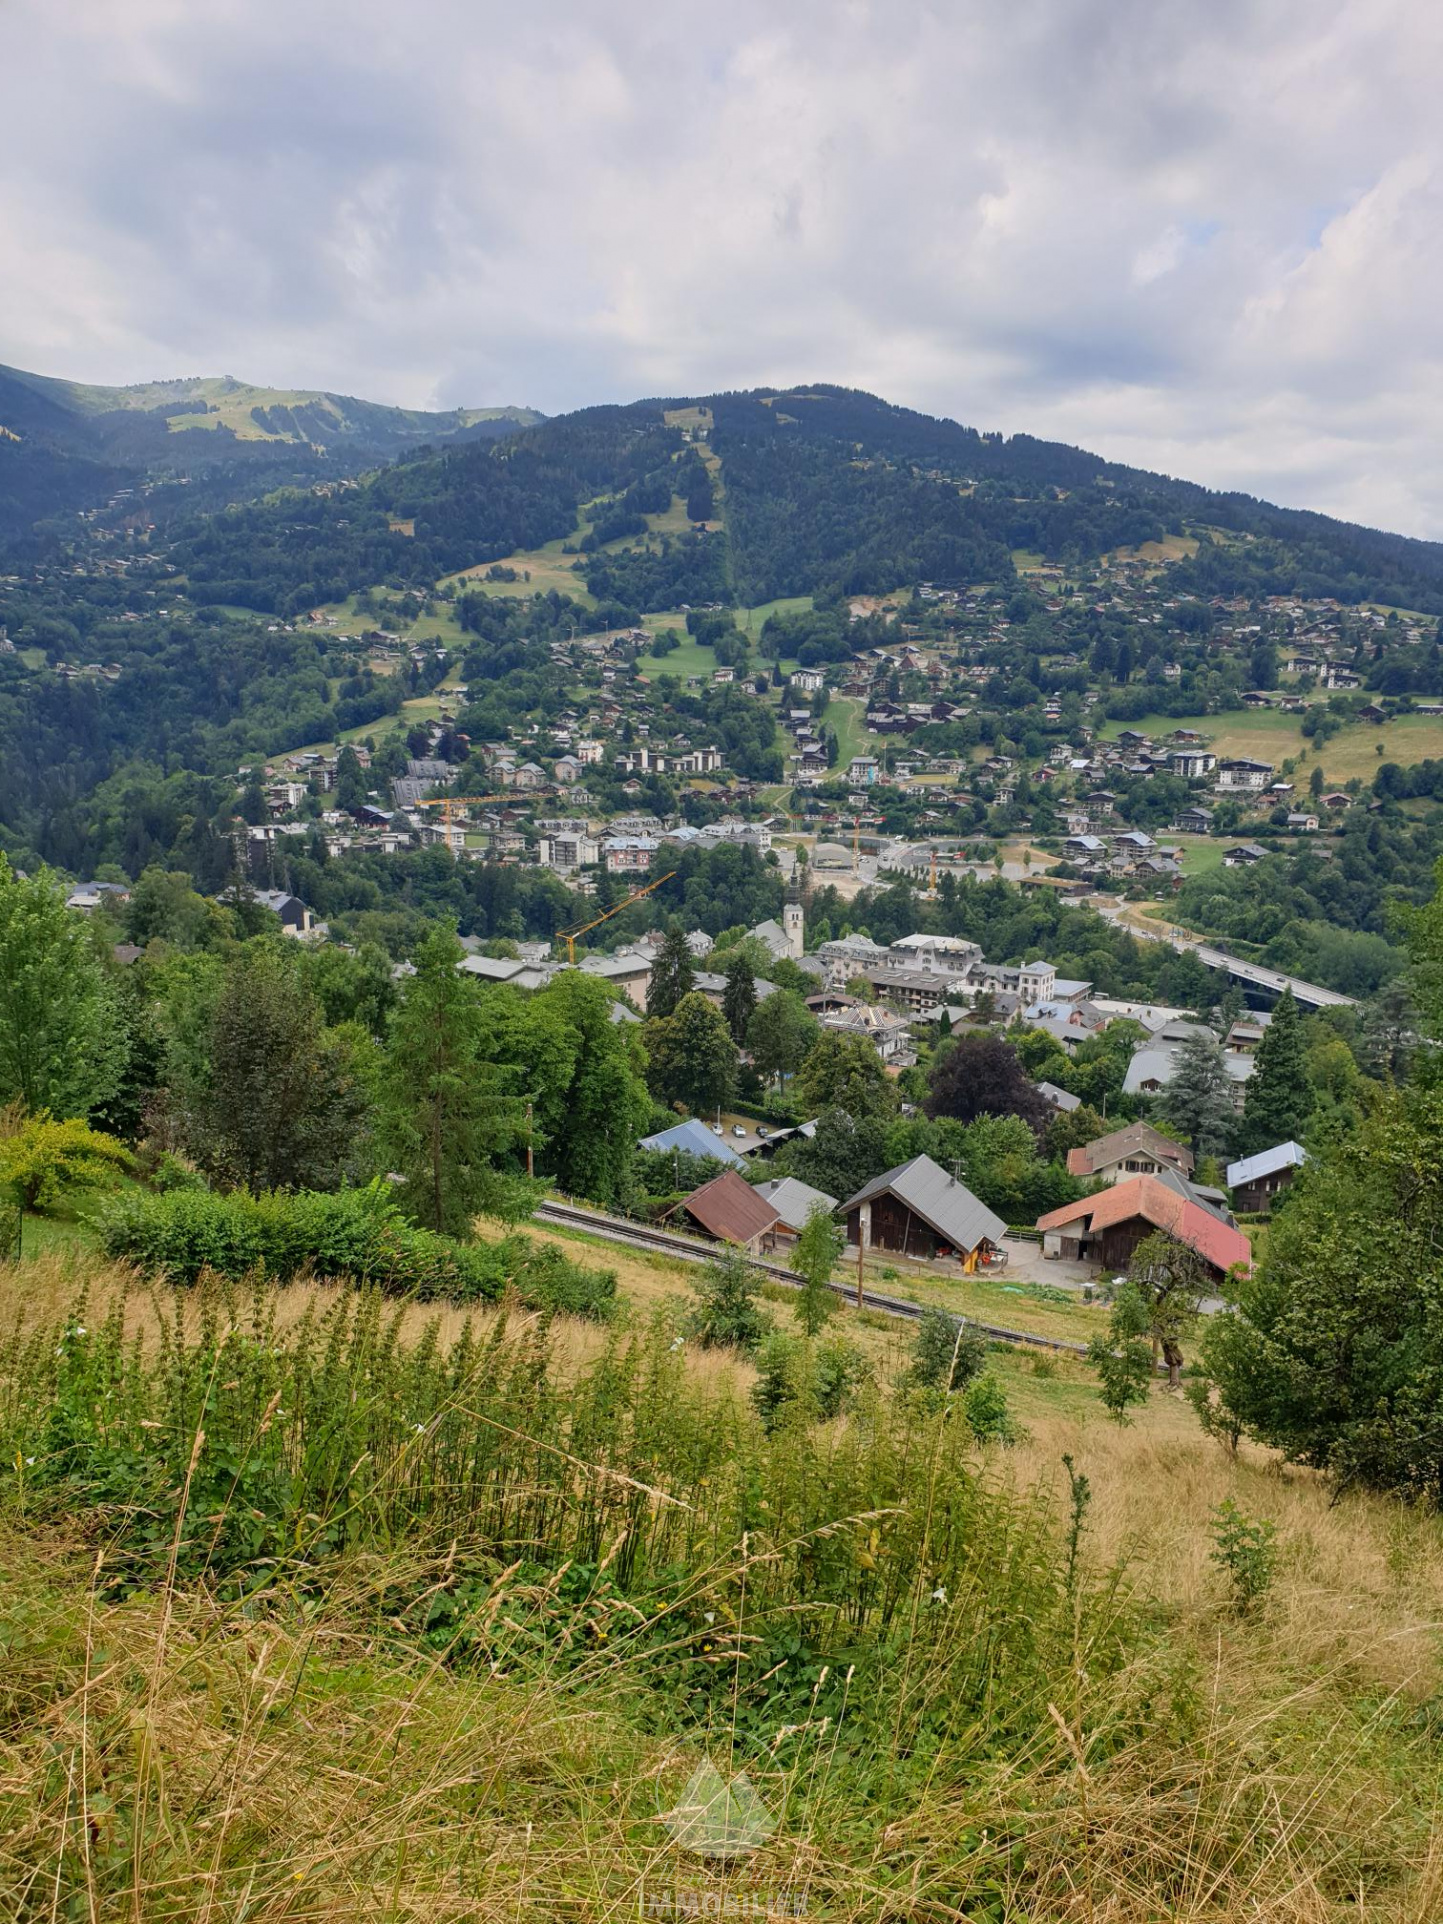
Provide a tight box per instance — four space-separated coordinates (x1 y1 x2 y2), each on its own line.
1036 1174 1251 1283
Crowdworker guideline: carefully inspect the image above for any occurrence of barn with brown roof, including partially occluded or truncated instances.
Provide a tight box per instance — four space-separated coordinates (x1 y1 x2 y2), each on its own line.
671 1169 783 1255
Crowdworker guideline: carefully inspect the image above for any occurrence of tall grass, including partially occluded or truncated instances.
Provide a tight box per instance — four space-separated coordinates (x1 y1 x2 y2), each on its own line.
3 1257 1443 1918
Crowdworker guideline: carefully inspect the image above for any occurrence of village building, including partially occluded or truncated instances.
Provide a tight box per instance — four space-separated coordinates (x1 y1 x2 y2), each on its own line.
1036 1175 1251 1282
1226 1141 1308 1214
1065 1122 1195 1186
842 1155 1007 1272
670 1170 782 1255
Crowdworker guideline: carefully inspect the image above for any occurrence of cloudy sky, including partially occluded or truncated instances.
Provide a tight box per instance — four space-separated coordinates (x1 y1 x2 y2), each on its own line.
5 1 1443 535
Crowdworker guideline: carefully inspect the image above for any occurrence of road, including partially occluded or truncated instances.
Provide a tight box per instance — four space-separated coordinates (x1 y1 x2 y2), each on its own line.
1093 895 1356 1009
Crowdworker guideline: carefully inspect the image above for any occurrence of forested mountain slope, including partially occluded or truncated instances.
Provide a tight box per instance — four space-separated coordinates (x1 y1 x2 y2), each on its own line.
141 381 1443 619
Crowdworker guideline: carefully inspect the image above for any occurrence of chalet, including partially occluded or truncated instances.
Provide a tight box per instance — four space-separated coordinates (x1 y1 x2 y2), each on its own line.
1226 1141 1308 1214
1065 1122 1194 1186
1064 833 1107 862
252 889 316 936
670 1170 782 1255
1286 812 1319 832
1223 844 1269 866
842 1155 1007 1272
1174 805 1214 834
1037 1175 1251 1282
1216 758 1274 790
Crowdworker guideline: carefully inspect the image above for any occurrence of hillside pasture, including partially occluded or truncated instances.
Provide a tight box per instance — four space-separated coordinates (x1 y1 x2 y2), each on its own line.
1100 704 1443 780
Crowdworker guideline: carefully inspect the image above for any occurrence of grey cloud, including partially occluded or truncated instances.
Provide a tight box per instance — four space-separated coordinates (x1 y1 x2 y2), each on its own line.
2 0 1442 531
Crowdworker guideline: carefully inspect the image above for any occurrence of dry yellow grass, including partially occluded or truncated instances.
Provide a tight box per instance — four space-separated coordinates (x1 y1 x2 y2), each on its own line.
8 1249 1443 1919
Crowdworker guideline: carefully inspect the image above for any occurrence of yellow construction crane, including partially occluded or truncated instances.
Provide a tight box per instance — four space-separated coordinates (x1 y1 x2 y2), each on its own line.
415 794 517 824
556 871 677 965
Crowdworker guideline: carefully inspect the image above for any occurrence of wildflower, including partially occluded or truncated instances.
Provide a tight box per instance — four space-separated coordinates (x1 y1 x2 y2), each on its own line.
413 1423 426 1435
74 1326 87 1337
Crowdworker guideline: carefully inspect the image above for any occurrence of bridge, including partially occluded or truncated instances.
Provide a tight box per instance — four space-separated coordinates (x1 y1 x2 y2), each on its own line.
1188 944 1357 1011
1095 899 1357 1011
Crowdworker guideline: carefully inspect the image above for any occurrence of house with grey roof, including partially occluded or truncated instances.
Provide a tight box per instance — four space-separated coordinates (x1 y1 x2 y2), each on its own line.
842 1155 1007 1269
1226 1141 1308 1214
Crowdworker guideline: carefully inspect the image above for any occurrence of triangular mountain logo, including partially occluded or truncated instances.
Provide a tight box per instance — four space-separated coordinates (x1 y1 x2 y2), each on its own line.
662 1757 776 1859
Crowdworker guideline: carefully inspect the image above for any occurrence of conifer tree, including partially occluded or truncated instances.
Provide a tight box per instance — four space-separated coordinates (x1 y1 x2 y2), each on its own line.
646 927 696 1021
721 952 757 1045
1158 1030 1237 1160
1237 989 1314 1155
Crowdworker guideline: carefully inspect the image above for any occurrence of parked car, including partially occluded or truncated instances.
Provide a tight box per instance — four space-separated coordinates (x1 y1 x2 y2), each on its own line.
731 1124 747 1138
711 1123 723 1136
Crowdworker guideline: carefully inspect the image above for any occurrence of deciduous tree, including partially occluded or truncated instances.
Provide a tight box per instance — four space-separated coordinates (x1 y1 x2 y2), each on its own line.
0 857 123 1122
644 991 737 1117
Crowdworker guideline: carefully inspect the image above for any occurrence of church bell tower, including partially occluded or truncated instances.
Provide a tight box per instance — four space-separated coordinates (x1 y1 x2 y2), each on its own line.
783 881 804 961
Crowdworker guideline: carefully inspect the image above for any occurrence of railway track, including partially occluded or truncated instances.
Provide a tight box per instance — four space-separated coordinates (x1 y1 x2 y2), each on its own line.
533 1199 1090 1357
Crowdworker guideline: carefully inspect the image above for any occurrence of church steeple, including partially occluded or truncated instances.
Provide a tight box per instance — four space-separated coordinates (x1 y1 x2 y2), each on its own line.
782 879 804 961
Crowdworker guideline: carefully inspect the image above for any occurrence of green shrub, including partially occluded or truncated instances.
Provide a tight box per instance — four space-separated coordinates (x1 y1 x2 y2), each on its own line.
1209 1498 1277 1611
99 1182 615 1319
684 1246 772 1353
962 1372 1019 1445
907 1306 987 1395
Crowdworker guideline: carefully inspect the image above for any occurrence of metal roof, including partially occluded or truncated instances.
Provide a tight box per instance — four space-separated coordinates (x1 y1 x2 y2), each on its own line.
1226 1141 1309 1188
638 1119 746 1167
842 1155 1008 1254
680 1170 783 1245
754 1176 839 1231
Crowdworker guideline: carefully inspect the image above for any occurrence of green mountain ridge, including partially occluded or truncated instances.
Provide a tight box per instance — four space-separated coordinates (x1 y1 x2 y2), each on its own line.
0 361 543 452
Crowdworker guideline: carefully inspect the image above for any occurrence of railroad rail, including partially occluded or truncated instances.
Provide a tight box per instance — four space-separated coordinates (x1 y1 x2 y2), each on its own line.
533 1198 1090 1356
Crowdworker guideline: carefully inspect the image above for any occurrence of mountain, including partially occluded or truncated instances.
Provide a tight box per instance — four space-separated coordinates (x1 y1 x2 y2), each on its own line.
0 363 542 462
159 383 1443 620
0 361 543 550
7 364 1443 618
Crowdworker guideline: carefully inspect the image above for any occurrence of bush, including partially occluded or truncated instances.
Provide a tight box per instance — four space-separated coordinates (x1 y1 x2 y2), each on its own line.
99 1182 616 1319
684 1246 772 1353
907 1307 987 1395
750 1330 870 1432
1209 1498 1277 1612
962 1372 1019 1445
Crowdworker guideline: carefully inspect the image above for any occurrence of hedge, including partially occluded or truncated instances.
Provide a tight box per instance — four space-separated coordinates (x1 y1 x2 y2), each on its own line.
100 1184 616 1320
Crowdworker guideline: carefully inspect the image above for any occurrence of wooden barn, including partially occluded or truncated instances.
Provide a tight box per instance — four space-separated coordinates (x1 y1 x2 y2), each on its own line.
842 1155 1007 1272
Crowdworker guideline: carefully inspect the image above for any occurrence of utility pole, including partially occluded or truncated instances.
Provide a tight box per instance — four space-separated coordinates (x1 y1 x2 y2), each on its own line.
525 1101 534 1180
856 1234 865 1311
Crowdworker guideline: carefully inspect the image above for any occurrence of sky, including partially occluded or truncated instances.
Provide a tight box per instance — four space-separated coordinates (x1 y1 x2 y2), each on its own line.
5 0 1443 536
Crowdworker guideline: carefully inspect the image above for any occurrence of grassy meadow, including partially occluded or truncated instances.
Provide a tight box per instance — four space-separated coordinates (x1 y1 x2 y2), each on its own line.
5 1214 1443 1919
1098 705 1443 784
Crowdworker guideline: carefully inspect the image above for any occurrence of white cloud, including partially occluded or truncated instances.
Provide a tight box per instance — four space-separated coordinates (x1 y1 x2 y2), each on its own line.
2 0 1442 534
